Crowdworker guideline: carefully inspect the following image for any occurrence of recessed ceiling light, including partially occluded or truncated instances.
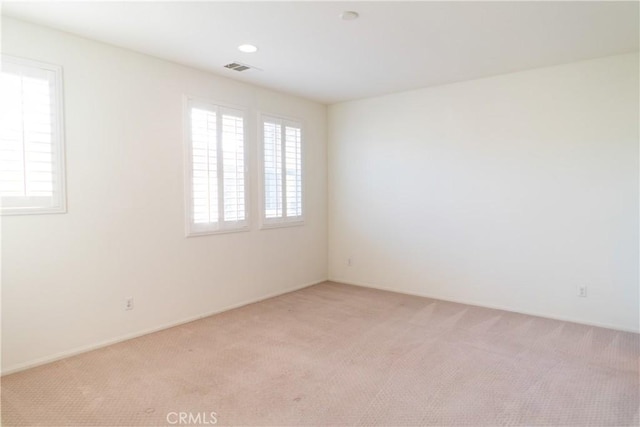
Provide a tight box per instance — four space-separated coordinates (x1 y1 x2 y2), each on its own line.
340 11 359 21
238 44 258 53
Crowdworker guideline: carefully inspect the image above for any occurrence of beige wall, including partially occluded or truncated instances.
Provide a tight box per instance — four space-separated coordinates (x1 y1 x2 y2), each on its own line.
329 53 639 332
1 17 328 373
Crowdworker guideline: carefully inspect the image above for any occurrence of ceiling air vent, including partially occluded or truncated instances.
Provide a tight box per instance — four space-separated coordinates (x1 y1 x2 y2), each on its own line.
224 62 257 72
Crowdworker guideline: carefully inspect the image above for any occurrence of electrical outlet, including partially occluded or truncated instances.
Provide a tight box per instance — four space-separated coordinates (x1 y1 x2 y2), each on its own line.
124 297 134 311
578 286 587 298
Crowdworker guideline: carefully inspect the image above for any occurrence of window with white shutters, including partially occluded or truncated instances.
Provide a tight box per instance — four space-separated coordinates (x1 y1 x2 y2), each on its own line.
185 99 247 236
0 56 66 215
260 115 303 227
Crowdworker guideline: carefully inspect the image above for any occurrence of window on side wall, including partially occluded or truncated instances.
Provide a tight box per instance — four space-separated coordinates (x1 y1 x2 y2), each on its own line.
1 55 66 215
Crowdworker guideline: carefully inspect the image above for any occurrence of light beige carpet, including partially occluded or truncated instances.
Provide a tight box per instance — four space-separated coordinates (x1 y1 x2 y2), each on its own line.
1 282 638 426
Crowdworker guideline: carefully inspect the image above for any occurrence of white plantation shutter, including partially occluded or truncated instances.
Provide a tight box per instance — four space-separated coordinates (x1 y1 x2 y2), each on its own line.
221 111 245 222
285 125 302 218
186 100 247 236
263 121 282 219
190 107 218 225
261 115 303 226
0 56 66 215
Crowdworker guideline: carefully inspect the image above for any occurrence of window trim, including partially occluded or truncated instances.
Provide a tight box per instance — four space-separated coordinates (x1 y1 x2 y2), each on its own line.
1 55 67 216
258 112 305 230
183 96 250 237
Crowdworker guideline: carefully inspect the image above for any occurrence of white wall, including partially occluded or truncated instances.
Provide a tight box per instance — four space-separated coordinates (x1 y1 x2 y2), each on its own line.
329 53 639 332
1 17 327 373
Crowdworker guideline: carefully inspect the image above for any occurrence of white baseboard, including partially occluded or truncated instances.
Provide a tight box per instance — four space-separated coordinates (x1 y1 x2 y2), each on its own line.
1 278 327 376
330 277 640 334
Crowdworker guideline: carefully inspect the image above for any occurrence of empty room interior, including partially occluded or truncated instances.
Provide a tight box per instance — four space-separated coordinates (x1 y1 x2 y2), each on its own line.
1 1 639 426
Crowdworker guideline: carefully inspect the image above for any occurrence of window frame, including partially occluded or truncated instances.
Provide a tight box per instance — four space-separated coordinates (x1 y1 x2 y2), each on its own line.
1 55 67 216
258 112 305 229
183 96 250 237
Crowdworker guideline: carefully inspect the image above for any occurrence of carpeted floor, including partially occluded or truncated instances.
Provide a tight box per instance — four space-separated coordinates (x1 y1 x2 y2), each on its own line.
1 281 638 426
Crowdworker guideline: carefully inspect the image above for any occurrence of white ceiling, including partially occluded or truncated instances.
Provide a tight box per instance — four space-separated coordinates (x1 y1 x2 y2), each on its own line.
2 1 638 104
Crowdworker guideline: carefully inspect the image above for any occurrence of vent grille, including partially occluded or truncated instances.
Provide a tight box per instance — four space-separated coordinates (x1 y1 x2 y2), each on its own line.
224 62 254 72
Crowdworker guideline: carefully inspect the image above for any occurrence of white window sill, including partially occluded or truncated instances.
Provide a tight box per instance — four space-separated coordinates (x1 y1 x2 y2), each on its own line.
260 219 304 230
186 225 250 238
